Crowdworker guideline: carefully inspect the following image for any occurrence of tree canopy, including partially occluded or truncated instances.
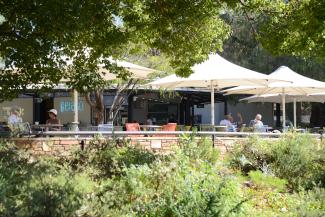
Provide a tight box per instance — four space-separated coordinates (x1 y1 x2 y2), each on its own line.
0 0 234 100
1 0 325 101
257 0 325 60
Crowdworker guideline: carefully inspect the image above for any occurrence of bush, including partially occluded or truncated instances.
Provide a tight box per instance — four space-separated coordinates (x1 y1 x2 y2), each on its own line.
69 136 157 179
0 141 93 217
86 146 246 217
271 134 324 190
229 136 273 174
229 133 325 191
2 134 324 216
179 134 219 164
294 187 325 216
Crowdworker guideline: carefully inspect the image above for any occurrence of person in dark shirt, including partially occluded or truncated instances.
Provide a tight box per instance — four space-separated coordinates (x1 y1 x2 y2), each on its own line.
46 109 61 131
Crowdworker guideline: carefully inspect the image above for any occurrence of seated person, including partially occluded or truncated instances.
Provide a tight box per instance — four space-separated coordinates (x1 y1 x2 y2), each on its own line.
219 114 236 132
8 106 22 125
236 112 244 128
250 114 265 132
146 115 153 131
46 109 61 131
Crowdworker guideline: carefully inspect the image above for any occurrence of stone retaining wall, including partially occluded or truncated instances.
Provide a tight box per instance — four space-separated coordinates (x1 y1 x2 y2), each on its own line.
9 136 258 157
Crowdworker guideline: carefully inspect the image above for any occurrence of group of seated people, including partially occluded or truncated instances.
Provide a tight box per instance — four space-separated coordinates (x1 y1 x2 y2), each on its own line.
5 107 62 131
219 113 264 132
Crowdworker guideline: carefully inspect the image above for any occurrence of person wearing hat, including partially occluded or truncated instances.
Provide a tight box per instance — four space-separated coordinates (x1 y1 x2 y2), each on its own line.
46 109 61 131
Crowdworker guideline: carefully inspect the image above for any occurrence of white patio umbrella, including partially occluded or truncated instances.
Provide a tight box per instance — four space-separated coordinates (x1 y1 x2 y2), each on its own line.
149 54 284 125
240 93 325 128
98 59 156 80
224 66 325 128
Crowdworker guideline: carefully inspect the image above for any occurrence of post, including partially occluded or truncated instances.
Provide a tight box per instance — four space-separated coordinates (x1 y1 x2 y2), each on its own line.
72 89 79 131
281 91 286 129
211 81 215 126
275 103 281 127
293 98 297 128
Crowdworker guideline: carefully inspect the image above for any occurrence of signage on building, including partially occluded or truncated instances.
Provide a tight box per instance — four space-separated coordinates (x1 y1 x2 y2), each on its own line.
60 101 84 112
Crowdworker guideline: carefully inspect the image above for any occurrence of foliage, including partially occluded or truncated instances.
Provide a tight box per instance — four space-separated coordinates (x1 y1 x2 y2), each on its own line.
295 187 325 217
229 135 273 174
271 134 325 190
85 140 246 217
178 134 220 164
1 134 325 216
230 133 325 191
248 170 287 193
69 135 157 179
258 0 325 60
0 141 94 217
0 0 235 101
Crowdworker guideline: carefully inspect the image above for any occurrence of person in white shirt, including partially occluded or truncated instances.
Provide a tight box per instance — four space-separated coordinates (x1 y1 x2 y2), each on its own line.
250 114 264 132
7 106 22 125
220 114 235 132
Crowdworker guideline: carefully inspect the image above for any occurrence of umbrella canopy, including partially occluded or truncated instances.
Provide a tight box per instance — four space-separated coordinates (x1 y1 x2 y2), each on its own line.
62 59 156 81
149 54 284 125
240 93 325 104
224 66 325 95
99 59 156 80
224 66 325 128
150 54 279 88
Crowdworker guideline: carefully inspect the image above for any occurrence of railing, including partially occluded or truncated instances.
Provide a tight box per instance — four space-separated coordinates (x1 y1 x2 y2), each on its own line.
41 130 323 139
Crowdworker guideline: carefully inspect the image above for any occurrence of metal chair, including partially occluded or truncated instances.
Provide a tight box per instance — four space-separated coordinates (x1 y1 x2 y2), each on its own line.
10 122 32 137
199 124 214 131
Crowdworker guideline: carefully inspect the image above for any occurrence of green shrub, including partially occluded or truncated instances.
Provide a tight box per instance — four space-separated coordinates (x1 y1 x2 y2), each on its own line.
2 134 324 216
294 187 325 216
271 134 324 190
229 136 273 174
229 134 325 191
179 134 219 164
0 141 93 217
69 136 157 179
87 148 246 217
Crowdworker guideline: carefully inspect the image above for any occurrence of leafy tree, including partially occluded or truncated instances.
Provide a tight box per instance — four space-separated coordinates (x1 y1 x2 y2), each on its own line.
0 0 232 101
258 0 325 60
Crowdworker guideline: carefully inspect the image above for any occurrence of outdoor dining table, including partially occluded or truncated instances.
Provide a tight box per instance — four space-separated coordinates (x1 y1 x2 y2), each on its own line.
140 125 162 131
265 126 274 132
31 124 63 132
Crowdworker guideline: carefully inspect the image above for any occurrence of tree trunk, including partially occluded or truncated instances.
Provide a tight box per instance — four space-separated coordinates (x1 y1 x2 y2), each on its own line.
85 90 104 125
108 79 138 124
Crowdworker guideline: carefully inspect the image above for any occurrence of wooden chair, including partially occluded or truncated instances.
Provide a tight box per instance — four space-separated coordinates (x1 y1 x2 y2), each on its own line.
162 123 177 131
125 123 143 137
125 123 141 131
155 123 177 137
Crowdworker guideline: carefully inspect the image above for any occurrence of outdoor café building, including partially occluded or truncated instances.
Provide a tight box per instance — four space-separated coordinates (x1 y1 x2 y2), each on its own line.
0 88 276 128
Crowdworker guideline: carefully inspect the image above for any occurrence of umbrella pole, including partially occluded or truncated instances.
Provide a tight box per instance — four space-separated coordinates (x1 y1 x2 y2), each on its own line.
211 81 215 126
72 89 79 131
281 93 286 129
293 98 297 128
